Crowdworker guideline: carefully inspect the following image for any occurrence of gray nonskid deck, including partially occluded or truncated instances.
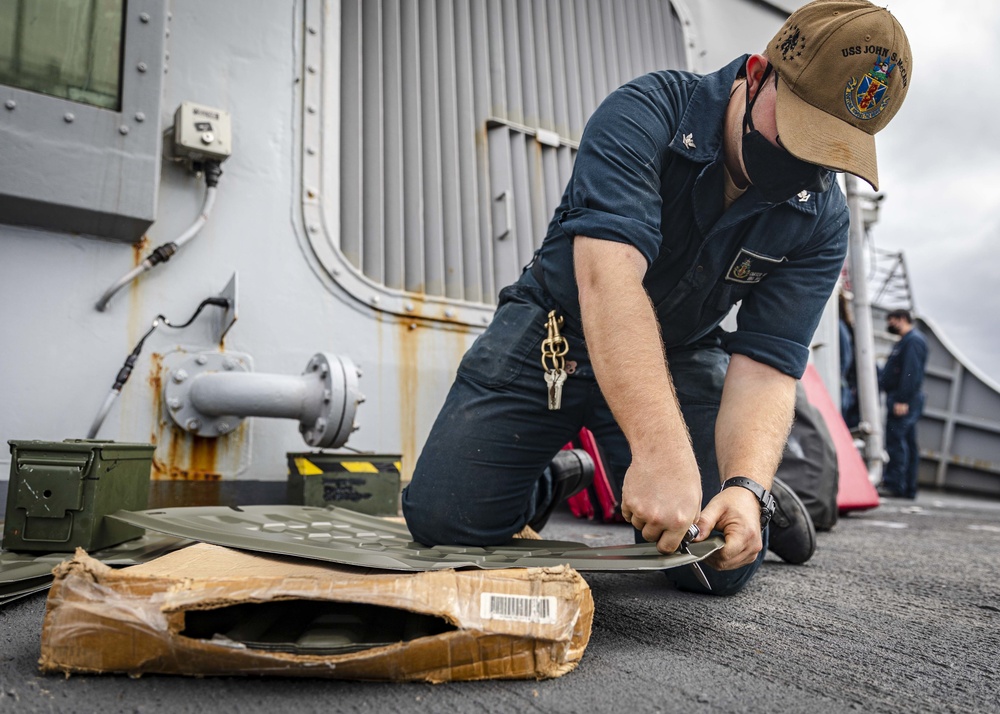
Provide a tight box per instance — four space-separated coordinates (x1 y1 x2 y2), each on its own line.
1 491 998 714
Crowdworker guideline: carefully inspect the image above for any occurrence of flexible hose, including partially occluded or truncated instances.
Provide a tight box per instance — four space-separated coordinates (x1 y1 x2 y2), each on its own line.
173 185 217 249
86 389 119 439
85 298 228 439
95 263 151 311
94 184 219 311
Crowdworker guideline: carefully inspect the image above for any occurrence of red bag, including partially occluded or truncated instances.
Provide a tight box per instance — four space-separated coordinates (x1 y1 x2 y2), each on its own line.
565 428 626 523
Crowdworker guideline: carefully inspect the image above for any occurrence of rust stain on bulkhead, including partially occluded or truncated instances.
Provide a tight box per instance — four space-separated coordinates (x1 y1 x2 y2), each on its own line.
391 288 481 325
152 431 223 481
395 308 474 488
125 237 153 354
148 351 247 482
132 235 150 265
148 353 163 414
373 293 479 487
177 436 221 480
398 319 420 487
148 432 229 506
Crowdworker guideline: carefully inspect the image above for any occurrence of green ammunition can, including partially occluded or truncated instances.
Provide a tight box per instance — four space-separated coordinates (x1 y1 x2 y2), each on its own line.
3 440 154 552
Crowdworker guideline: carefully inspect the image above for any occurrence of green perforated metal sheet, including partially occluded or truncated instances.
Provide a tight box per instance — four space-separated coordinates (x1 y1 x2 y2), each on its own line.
110 505 723 572
0 532 192 606
0 577 52 606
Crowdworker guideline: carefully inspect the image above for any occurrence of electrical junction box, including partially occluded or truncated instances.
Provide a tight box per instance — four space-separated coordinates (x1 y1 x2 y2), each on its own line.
287 453 402 517
3 440 153 553
171 101 232 162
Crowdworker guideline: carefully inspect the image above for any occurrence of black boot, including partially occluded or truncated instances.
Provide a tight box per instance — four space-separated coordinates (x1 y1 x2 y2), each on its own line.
528 449 595 531
767 477 817 564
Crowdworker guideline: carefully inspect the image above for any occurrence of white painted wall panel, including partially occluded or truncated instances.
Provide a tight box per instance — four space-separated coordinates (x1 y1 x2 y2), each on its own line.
0 0 800 487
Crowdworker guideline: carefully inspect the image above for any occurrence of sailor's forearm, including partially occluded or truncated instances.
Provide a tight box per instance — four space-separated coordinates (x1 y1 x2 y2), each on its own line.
574 237 690 459
574 235 702 550
715 354 796 489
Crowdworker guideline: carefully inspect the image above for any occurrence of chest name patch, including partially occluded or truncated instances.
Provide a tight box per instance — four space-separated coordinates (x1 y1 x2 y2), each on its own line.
725 249 786 284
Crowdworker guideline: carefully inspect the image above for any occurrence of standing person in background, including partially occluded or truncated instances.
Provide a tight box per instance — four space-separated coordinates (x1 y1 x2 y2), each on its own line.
878 309 928 499
839 290 860 429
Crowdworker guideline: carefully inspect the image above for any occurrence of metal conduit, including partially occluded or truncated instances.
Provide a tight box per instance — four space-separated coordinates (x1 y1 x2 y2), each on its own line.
846 175 884 484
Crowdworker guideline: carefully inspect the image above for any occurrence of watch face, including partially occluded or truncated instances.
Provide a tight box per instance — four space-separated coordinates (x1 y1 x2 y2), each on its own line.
762 499 776 529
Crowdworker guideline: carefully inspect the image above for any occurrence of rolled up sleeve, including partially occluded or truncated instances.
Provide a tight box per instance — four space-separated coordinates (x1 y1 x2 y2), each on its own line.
556 86 678 267
723 204 850 378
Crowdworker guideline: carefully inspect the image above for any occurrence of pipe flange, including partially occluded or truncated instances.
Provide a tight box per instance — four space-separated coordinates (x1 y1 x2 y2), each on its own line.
164 352 250 437
299 352 363 448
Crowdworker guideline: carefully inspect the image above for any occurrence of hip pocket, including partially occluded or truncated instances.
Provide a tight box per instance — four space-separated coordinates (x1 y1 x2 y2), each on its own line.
457 299 548 388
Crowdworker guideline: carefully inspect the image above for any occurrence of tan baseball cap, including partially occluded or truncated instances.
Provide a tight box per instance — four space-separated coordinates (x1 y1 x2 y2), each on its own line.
768 0 911 190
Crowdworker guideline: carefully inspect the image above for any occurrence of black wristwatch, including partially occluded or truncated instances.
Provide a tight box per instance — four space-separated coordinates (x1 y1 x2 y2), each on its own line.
722 477 776 529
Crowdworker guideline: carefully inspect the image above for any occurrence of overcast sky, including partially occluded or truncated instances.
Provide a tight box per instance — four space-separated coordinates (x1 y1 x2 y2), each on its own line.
864 1 1000 383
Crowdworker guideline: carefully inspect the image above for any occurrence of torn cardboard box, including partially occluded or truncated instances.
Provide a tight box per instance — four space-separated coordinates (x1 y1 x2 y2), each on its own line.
40 543 593 682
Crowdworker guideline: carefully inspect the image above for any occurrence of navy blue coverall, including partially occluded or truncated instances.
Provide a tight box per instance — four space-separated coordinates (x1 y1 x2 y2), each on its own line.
403 55 849 595
879 328 929 498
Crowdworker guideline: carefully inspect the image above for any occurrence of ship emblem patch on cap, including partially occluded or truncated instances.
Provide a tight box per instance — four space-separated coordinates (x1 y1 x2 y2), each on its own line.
845 55 896 120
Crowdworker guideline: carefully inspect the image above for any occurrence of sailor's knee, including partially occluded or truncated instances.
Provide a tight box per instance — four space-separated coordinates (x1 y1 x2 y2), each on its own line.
664 556 762 596
667 570 756 596
402 484 485 546
401 484 441 544
703 569 757 596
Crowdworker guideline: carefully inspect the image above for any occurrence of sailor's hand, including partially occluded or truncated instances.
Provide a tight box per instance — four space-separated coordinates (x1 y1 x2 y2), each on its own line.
893 402 909 417
620 455 702 554
694 486 763 570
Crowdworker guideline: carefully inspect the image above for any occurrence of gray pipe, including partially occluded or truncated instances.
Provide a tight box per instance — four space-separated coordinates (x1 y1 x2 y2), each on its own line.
164 352 362 449
845 175 884 484
189 372 322 422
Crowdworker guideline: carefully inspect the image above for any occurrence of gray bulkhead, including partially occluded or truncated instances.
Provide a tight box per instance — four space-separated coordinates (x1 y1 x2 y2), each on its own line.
0 1 801 489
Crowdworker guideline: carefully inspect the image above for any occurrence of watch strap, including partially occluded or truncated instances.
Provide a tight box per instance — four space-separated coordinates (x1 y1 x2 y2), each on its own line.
722 476 776 529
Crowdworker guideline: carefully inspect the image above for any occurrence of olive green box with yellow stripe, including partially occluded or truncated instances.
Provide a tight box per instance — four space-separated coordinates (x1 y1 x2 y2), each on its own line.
286 453 402 516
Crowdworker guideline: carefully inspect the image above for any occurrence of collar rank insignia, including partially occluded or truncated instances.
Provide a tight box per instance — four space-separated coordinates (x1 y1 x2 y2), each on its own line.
845 55 896 120
797 190 810 203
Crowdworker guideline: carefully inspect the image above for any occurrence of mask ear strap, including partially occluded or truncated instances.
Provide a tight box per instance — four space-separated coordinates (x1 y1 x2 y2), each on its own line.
743 62 774 133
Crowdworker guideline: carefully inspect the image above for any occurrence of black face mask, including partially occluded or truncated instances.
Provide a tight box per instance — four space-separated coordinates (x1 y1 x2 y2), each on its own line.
886 323 900 335
741 64 832 203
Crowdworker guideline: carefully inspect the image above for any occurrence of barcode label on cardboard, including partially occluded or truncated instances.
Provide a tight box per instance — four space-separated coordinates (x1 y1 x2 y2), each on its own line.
480 593 557 624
